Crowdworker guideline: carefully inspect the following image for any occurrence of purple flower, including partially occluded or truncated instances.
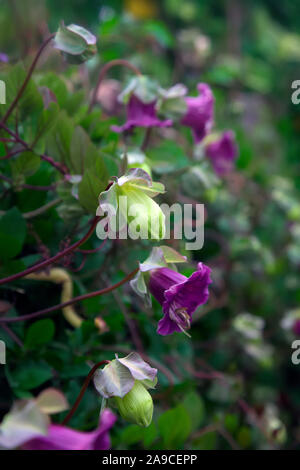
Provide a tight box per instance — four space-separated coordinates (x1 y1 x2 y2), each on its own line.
0 53 8 63
181 83 214 143
148 263 212 336
205 131 238 175
23 409 116 450
293 319 300 336
111 94 172 133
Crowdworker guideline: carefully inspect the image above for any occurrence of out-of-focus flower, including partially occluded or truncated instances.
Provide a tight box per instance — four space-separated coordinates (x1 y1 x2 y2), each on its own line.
120 149 152 176
156 84 188 120
281 308 300 335
96 79 121 115
233 313 265 341
148 262 212 336
112 75 172 133
112 94 172 133
0 53 9 63
125 0 158 19
94 352 157 427
262 404 287 445
205 131 238 175
24 409 116 450
178 29 211 67
293 319 300 335
0 390 116 450
181 83 214 143
96 168 165 241
54 22 97 64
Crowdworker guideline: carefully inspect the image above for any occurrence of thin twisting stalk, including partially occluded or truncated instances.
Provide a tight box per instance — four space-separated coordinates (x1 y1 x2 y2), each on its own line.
0 267 139 323
0 217 100 286
62 360 110 426
88 59 142 112
0 34 55 126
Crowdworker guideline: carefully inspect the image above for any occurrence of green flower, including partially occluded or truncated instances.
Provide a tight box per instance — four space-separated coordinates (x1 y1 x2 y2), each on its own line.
114 381 153 427
54 22 97 63
93 352 157 427
96 168 165 241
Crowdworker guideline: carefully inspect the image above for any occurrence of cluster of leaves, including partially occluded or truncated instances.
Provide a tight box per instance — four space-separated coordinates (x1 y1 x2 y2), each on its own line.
0 0 300 450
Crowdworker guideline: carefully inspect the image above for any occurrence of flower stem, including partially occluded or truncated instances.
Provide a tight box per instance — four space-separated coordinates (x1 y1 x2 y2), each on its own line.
0 123 67 175
0 217 100 286
88 59 142 112
62 360 110 426
0 267 139 323
0 34 55 126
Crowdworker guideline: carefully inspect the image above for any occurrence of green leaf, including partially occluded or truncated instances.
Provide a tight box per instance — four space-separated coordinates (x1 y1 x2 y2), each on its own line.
0 63 43 121
158 404 192 449
7 361 53 390
147 140 189 174
25 319 55 349
182 391 205 431
10 151 40 179
70 126 90 174
31 102 59 150
121 425 144 445
78 147 109 213
0 207 26 260
46 110 73 166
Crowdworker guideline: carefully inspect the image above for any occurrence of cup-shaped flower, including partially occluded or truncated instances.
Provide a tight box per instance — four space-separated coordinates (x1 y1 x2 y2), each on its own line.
148 263 212 336
181 83 214 143
205 130 238 175
130 245 187 306
111 94 172 133
54 22 97 63
96 168 165 241
0 391 116 450
24 409 116 450
93 353 157 427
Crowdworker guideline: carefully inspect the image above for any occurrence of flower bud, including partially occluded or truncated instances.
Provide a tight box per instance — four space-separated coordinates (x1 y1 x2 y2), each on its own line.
113 381 153 427
54 22 97 64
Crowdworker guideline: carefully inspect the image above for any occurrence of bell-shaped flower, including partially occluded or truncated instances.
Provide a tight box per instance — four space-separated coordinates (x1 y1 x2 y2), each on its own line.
112 75 172 133
23 409 116 450
93 352 157 427
181 83 214 143
54 22 97 63
205 130 238 175
0 389 116 450
130 245 187 306
96 168 166 241
148 262 212 336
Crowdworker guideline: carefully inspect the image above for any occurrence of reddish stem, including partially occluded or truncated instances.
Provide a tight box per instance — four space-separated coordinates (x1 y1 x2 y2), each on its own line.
88 59 141 112
0 217 100 286
0 123 67 175
0 34 55 126
62 360 110 426
0 267 139 323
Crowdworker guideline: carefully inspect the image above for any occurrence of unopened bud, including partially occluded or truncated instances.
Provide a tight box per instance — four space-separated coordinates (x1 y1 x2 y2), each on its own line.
114 381 153 427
